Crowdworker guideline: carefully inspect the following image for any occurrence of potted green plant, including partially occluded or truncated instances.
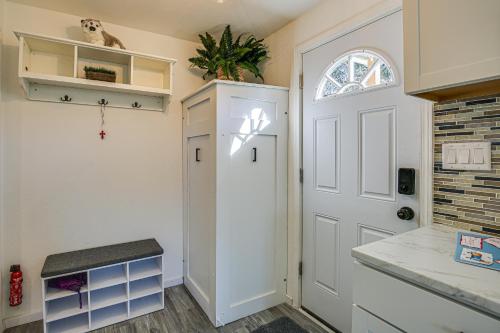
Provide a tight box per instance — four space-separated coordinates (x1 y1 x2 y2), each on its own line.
84 66 116 83
189 25 268 82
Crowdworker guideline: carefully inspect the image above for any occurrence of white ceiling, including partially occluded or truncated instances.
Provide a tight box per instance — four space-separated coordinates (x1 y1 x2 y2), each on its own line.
9 0 323 42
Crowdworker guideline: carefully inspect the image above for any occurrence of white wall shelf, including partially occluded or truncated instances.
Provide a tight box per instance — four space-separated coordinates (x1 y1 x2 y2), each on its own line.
42 255 164 333
15 31 176 112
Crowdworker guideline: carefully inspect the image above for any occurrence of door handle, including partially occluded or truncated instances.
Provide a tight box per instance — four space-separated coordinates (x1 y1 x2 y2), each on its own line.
195 148 201 162
397 207 415 220
252 147 257 162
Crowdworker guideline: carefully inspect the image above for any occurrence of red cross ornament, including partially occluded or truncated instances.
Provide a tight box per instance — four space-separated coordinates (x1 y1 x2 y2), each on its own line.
99 130 106 140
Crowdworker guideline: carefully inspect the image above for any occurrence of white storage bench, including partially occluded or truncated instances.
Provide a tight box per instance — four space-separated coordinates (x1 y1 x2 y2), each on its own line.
40 239 164 333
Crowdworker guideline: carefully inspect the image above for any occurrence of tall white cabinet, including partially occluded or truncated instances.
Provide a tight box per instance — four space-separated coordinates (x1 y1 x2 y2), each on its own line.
182 80 289 327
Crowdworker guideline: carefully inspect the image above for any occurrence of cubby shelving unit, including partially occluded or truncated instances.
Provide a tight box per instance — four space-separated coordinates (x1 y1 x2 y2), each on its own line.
15 31 176 112
42 255 164 333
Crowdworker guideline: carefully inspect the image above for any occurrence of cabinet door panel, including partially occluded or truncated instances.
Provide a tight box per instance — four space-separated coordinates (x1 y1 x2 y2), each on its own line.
420 1 500 73
353 262 500 333
223 134 284 319
352 305 403 333
227 135 276 301
419 0 500 87
404 0 500 99
186 134 213 305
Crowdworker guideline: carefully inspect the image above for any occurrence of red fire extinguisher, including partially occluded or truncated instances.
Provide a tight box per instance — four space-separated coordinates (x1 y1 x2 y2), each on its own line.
9 265 23 307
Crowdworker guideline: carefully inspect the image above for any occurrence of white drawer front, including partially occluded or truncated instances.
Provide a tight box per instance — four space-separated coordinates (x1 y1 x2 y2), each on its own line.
353 262 500 333
352 305 403 333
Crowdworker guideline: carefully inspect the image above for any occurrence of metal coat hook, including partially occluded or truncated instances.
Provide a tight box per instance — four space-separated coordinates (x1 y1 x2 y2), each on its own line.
60 95 72 102
98 98 109 106
131 101 142 109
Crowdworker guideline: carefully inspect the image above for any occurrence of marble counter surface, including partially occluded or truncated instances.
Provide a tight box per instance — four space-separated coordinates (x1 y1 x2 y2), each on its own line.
352 225 500 318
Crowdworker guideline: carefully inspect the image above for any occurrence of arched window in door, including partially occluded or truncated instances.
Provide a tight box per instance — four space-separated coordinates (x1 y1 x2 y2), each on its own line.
315 49 396 101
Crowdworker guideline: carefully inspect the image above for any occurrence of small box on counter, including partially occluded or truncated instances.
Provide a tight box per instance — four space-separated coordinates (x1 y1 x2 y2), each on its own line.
455 232 500 271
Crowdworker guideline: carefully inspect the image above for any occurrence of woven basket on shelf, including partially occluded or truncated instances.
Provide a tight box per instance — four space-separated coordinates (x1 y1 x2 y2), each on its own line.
85 71 116 83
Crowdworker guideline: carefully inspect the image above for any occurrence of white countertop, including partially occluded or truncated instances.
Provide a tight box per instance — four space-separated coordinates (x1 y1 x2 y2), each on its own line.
352 224 500 318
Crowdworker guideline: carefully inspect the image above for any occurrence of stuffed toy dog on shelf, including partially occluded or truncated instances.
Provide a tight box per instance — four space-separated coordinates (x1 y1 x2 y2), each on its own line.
81 18 125 49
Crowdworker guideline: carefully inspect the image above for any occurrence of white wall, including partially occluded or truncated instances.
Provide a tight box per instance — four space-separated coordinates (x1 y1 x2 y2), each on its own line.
263 0 391 87
0 1 203 324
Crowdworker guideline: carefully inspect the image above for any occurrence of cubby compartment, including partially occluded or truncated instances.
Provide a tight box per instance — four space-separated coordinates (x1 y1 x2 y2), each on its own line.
46 292 88 323
89 264 127 291
130 292 163 318
129 275 162 300
46 312 89 333
90 302 128 330
42 240 164 332
90 283 127 310
77 46 131 84
21 37 74 77
45 274 88 301
129 256 162 281
132 56 172 90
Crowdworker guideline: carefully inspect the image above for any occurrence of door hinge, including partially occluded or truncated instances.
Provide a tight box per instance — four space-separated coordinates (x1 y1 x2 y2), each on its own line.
299 74 304 89
299 261 303 276
299 168 304 183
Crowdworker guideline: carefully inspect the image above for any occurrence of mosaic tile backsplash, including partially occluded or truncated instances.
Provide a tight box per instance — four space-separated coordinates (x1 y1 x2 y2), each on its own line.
434 96 500 234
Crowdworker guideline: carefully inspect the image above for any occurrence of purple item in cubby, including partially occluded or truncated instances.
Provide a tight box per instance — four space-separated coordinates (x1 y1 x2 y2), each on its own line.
48 273 87 308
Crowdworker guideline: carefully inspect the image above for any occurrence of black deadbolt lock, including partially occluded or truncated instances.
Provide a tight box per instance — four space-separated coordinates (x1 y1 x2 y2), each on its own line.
398 168 415 195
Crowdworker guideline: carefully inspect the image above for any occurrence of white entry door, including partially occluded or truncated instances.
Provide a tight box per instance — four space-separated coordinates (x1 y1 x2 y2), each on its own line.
302 11 424 333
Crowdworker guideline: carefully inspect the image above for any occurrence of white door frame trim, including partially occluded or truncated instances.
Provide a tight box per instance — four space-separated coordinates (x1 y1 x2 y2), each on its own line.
286 0 434 307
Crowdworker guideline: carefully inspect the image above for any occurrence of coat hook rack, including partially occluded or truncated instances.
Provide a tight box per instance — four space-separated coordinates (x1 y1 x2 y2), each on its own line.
60 95 72 102
25 84 165 111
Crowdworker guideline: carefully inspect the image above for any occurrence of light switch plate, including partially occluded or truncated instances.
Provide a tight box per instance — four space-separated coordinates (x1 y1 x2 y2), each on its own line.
442 142 491 171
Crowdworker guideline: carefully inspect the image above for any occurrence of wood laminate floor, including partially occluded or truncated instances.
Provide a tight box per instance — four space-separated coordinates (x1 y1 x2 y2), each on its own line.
4 285 329 333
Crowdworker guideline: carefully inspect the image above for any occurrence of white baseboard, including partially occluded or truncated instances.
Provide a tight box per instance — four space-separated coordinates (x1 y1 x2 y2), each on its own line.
3 311 42 329
164 276 183 288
